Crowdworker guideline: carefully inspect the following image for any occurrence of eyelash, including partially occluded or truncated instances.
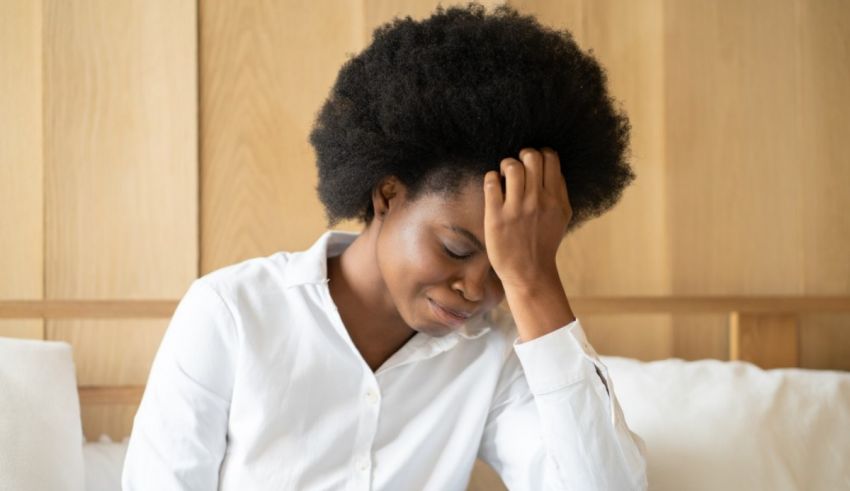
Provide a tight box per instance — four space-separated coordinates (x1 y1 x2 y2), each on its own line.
443 245 472 260
443 245 501 280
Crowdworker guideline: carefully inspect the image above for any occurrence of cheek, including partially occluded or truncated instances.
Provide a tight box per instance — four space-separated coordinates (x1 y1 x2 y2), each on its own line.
377 224 447 299
399 234 451 291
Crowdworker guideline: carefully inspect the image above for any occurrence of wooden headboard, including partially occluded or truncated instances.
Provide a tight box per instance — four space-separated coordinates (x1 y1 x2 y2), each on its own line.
2 295 849 441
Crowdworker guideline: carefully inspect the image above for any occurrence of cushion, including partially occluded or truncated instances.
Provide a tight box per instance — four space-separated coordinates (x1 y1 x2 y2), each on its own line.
0 336 84 491
600 355 850 491
83 435 130 491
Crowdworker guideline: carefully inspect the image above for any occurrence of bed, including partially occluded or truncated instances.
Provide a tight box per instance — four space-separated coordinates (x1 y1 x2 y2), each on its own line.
1 297 849 490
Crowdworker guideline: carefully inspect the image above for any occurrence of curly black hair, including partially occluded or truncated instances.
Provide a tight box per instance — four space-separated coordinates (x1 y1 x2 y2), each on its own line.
309 2 634 232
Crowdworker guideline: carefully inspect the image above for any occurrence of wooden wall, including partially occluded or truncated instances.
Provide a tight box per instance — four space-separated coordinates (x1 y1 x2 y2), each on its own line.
1 0 42 340
1 0 848 457
2 0 198 440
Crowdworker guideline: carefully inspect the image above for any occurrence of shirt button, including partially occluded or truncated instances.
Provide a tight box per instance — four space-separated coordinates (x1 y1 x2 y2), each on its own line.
365 389 379 405
356 456 370 472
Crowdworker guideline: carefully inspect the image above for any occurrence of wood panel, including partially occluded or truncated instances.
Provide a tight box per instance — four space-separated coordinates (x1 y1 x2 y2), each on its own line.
665 0 803 361
796 0 850 370
800 314 850 371
665 0 850 366
200 0 364 273
363 0 504 41
730 313 800 369
80 406 138 444
0 0 43 340
43 0 197 440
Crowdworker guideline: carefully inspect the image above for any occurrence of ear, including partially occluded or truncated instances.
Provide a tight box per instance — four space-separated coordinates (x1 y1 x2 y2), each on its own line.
371 176 407 221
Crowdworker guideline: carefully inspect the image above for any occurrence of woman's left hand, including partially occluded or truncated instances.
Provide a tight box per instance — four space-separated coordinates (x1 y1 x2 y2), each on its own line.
483 147 573 290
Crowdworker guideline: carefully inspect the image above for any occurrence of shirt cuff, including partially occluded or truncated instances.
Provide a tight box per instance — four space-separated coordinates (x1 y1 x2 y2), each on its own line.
512 318 597 395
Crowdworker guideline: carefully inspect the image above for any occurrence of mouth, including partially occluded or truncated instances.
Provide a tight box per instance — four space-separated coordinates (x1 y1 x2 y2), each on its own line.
428 298 471 327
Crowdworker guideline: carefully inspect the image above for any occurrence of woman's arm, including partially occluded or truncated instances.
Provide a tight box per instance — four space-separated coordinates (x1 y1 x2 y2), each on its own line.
478 318 649 490
122 279 237 490
480 147 648 488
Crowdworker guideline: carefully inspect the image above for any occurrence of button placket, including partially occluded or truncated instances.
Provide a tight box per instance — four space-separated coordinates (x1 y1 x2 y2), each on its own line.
365 388 379 405
350 380 381 488
356 454 370 473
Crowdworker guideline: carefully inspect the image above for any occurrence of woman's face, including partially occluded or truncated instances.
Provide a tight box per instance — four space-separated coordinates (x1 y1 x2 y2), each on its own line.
372 176 505 337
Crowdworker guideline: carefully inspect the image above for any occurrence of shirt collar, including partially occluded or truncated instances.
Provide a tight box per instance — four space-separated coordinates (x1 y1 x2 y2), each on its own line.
280 230 359 288
282 230 492 341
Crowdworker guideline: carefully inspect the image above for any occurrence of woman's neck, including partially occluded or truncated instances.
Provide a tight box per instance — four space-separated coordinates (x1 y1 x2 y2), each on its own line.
326 227 416 371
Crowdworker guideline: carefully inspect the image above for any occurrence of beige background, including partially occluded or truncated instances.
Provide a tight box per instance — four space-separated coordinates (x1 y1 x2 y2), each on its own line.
2 1 849 487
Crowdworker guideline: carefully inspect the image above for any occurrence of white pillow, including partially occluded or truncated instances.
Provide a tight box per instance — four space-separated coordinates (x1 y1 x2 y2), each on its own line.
83 435 129 491
0 336 85 491
600 355 850 491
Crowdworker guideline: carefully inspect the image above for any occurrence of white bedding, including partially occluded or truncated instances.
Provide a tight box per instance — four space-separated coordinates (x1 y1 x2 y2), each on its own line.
0 329 835 491
601 356 850 491
80 356 850 491
83 436 129 491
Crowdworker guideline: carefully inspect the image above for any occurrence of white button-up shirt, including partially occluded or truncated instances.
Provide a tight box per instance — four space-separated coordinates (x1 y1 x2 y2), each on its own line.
122 230 648 490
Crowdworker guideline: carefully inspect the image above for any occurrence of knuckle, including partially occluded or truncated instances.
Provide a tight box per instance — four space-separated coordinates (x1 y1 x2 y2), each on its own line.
519 148 535 160
502 161 521 172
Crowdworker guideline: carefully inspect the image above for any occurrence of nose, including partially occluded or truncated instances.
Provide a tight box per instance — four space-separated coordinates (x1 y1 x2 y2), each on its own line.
451 261 492 303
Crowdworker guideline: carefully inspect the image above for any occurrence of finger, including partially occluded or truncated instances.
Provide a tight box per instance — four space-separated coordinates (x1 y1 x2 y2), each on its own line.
518 148 543 202
500 157 525 211
483 170 503 219
541 147 572 226
541 147 563 196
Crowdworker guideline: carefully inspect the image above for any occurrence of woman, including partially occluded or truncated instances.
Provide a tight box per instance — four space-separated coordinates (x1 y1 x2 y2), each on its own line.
123 3 648 490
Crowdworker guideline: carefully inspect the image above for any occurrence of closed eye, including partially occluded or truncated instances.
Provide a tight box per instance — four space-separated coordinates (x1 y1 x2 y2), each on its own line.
443 245 472 260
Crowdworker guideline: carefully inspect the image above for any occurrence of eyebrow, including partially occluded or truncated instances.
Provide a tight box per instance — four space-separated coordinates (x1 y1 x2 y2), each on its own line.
443 224 486 254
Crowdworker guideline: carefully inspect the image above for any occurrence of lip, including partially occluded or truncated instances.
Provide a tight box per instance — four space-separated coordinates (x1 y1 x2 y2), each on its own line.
428 298 471 327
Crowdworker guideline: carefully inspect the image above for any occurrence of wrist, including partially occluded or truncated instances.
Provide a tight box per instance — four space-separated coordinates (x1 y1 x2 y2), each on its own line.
502 269 563 297
502 274 576 342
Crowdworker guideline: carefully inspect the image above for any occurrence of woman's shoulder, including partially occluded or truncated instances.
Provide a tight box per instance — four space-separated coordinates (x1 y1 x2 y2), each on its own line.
197 250 295 302
198 231 355 296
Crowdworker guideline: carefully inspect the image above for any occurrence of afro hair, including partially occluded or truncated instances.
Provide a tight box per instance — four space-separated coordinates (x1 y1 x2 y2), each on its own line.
309 2 635 232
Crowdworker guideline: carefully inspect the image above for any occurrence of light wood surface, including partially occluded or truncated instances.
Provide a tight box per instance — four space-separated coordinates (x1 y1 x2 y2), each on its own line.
41 0 197 441
795 0 850 370
79 385 145 405
665 0 850 366
730 313 800 369
0 300 178 318
199 0 363 272
0 0 43 340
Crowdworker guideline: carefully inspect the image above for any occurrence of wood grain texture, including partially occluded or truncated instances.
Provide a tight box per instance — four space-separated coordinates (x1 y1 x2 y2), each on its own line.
79 385 144 405
44 0 198 300
729 312 800 368
81 405 140 442
0 299 178 318
800 314 850 371
665 0 801 361
43 0 197 439
796 0 850 370
0 0 43 340
665 0 850 365
200 0 363 272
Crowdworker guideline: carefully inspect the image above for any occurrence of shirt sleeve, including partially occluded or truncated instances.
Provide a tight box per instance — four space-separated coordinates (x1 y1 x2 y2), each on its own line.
122 279 239 490
477 318 648 490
